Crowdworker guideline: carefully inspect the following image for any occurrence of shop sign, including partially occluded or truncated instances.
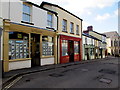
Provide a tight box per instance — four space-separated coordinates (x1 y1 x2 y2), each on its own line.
17 33 22 39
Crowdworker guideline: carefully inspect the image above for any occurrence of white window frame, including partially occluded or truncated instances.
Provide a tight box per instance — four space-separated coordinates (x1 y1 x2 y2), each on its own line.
47 13 53 28
22 4 31 22
70 22 74 33
62 19 67 31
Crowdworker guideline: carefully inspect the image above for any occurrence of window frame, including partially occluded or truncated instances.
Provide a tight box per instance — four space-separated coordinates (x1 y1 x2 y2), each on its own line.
76 25 79 35
22 3 31 23
62 19 67 32
47 13 53 28
42 36 54 56
70 22 74 33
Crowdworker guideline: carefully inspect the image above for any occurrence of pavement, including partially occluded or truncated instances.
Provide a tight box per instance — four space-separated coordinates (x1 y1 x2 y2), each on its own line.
1 56 118 89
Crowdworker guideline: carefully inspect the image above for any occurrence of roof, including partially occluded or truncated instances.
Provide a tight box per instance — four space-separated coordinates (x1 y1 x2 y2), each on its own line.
21 0 57 15
40 2 83 21
91 31 106 37
82 33 102 41
83 30 106 37
103 31 120 38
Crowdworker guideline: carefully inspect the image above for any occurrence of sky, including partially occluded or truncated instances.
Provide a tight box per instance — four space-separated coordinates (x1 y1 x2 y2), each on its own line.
27 0 119 34
2 0 119 34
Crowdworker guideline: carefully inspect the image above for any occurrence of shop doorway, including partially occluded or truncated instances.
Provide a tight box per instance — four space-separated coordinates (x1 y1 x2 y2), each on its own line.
68 40 74 62
31 34 40 67
100 48 103 58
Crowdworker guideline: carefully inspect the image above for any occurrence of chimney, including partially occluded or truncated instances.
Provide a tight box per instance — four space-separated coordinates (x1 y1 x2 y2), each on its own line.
87 26 93 31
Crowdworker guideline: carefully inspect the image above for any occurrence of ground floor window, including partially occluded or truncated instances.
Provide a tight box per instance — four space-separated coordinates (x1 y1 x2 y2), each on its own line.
90 48 94 55
9 32 29 60
74 41 79 54
42 36 54 56
62 40 68 56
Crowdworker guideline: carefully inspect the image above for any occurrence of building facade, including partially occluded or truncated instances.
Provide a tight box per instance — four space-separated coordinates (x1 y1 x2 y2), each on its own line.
83 26 107 59
104 31 120 56
1 1 83 72
40 2 83 64
82 33 95 60
1 0 58 72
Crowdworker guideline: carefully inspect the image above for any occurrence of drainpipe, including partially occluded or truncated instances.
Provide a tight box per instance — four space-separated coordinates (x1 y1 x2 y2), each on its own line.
55 14 59 64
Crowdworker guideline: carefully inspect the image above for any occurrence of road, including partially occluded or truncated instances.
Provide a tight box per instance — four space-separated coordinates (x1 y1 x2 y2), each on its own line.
11 57 119 88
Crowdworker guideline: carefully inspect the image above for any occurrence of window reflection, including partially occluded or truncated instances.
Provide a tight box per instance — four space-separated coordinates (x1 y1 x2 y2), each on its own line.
42 36 54 56
62 40 68 56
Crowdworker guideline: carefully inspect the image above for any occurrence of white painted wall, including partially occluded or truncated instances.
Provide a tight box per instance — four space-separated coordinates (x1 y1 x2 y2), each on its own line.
32 6 47 28
0 0 2 18
1 0 57 30
9 60 31 71
41 57 54 66
10 1 22 23
1 1 9 19
82 36 85 44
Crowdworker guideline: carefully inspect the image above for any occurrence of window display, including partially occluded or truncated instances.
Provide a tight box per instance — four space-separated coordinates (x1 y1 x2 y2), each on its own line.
74 41 79 54
9 32 29 60
62 40 68 56
42 36 54 56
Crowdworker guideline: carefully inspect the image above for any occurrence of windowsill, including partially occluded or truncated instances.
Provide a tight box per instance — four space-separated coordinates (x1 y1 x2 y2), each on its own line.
9 58 31 62
70 32 74 34
62 30 68 33
46 27 55 30
21 21 34 25
76 33 80 35
41 55 54 58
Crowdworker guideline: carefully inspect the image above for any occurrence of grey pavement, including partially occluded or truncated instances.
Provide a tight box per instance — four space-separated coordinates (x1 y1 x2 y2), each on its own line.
9 56 119 88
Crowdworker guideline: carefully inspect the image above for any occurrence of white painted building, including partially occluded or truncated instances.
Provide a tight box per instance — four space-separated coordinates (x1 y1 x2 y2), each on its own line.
1 0 58 72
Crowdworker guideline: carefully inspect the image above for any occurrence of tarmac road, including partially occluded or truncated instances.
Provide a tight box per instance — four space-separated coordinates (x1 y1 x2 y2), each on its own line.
10 57 119 88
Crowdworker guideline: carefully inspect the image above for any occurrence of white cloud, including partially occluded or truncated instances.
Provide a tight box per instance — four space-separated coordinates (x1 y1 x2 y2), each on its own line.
27 0 118 16
114 9 118 16
83 21 91 30
95 13 111 21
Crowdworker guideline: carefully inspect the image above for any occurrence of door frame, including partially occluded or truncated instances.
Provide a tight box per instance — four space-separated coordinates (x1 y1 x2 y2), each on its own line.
31 33 40 67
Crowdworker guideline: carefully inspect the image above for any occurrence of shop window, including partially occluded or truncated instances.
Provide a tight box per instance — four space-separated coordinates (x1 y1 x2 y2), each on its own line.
42 36 54 56
90 48 94 55
47 13 53 27
62 19 67 32
74 41 79 54
70 22 74 33
62 40 68 56
9 32 29 60
22 4 31 22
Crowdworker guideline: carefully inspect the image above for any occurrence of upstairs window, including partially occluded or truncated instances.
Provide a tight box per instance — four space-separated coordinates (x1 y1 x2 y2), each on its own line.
22 4 31 22
76 25 79 34
62 19 67 32
47 13 53 27
70 22 74 33
111 40 113 47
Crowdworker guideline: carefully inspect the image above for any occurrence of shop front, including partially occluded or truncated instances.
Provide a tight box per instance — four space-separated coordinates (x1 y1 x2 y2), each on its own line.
60 35 82 64
3 20 56 72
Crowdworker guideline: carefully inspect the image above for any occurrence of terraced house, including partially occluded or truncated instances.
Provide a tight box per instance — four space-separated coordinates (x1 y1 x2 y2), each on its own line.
83 26 107 59
40 2 83 64
0 0 83 72
104 31 120 57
